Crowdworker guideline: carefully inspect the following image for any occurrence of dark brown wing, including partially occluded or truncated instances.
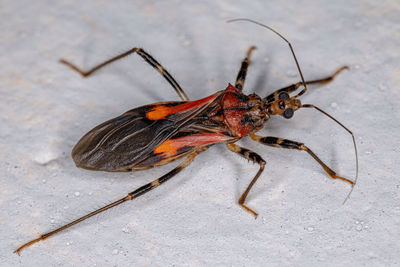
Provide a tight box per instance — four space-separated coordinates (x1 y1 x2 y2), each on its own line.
72 91 225 171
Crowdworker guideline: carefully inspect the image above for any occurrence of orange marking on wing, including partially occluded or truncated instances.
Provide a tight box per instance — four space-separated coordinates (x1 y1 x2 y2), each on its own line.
146 92 221 120
146 105 171 120
154 133 230 157
154 139 178 157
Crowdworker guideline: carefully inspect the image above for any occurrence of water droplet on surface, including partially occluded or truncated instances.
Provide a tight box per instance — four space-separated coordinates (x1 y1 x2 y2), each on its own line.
112 249 119 255
286 70 297 78
74 192 80 197
356 225 362 231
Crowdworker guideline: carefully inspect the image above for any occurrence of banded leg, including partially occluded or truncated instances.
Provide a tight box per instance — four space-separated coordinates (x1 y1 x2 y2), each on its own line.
250 133 354 185
227 143 266 218
14 148 205 255
265 66 348 102
235 46 256 91
60 47 189 101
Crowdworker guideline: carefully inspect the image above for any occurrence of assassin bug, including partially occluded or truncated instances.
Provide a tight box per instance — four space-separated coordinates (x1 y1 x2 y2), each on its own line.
15 19 358 254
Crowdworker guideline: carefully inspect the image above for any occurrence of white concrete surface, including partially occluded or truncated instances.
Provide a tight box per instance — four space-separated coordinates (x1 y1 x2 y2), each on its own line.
2 0 399 266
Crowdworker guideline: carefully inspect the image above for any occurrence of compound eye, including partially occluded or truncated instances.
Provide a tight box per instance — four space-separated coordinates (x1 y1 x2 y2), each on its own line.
278 92 290 100
283 108 294 119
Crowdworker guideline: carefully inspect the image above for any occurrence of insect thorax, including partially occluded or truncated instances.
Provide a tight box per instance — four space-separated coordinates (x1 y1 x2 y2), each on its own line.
195 85 268 138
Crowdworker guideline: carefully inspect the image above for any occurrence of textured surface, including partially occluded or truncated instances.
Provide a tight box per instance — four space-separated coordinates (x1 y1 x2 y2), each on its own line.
2 0 399 266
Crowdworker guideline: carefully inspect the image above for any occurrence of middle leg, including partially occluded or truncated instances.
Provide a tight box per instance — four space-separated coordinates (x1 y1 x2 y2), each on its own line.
227 143 266 218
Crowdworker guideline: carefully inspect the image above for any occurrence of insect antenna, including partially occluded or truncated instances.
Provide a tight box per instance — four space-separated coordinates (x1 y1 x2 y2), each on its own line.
226 18 308 98
227 18 358 202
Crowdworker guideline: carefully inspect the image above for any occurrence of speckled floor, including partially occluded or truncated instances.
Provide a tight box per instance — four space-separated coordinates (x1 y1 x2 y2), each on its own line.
2 0 399 266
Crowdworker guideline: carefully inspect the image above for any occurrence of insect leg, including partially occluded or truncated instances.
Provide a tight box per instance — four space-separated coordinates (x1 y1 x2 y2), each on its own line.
60 48 189 101
265 66 348 102
14 148 206 255
235 46 256 91
250 133 354 185
226 143 266 218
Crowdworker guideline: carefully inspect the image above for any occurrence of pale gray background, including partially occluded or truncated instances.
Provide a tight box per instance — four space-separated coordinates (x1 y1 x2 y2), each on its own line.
2 0 399 266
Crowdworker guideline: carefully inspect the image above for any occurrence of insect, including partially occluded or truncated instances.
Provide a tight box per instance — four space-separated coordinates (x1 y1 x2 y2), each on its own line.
15 19 358 254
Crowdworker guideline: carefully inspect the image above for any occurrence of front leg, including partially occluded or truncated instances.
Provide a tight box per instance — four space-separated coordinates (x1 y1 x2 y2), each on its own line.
250 133 354 185
265 66 348 102
234 46 256 91
226 143 266 218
